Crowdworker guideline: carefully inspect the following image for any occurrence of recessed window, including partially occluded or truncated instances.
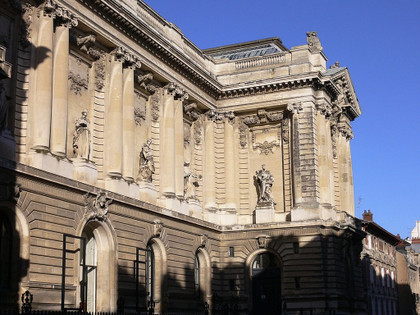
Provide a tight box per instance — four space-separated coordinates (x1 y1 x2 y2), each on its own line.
228 246 234 257
0 213 12 289
295 277 300 289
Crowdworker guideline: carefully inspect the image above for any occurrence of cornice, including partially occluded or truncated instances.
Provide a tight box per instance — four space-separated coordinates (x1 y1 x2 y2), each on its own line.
68 0 221 98
59 0 356 105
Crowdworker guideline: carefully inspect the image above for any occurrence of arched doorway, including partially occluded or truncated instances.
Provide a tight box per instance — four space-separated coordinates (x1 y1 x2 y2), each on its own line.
250 251 282 315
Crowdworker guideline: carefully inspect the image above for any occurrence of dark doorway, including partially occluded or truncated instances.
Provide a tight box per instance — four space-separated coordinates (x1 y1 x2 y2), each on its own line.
251 252 281 315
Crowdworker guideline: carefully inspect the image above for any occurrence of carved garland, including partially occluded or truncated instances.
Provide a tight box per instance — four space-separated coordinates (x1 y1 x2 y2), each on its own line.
68 72 88 95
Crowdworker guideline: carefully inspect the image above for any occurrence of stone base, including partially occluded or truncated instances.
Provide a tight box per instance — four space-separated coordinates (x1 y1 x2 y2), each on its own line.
187 198 202 218
158 195 184 214
138 181 158 204
0 130 15 161
205 207 237 226
28 151 73 179
237 214 253 225
291 204 336 222
104 177 140 199
254 203 275 224
72 158 97 185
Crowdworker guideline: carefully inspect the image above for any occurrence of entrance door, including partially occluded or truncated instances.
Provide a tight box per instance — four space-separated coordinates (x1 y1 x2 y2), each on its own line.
251 252 281 315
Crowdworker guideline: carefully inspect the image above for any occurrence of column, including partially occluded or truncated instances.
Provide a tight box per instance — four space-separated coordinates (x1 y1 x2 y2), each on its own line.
204 118 216 209
345 139 355 216
32 8 54 151
317 111 333 205
50 13 77 156
122 62 136 182
224 118 236 209
160 87 175 196
174 97 185 198
106 50 124 177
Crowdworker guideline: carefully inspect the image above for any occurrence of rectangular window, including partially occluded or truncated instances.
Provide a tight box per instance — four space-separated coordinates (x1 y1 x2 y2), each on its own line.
228 247 234 257
293 242 299 254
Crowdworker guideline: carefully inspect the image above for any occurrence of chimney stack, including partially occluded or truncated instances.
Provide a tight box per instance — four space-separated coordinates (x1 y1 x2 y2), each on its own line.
363 209 373 222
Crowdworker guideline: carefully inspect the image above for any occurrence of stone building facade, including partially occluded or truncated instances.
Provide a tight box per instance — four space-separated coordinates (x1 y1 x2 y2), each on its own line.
0 0 366 313
360 210 400 315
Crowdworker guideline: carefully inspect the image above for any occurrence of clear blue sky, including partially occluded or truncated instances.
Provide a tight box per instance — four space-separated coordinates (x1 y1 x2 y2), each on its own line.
144 0 420 237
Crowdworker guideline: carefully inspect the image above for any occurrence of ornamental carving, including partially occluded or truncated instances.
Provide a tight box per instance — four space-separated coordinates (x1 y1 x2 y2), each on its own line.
77 34 96 53
184 102 200 120
256 235 269 248
55 7 78 28
306 31 323 52
137 72 153 89
331 125 338 159
282 118 290 143
138 139 154 182
206 109 234 123
316 103 332 117
338 124 354 140
287 102 303 114
68 72 88 95
84 190 113 221
252 127 280 155
242 110 283 126
150 91 161 122
239 121 248 148
200 234 208 248
255 165 275 205
334 78 349 107
95 56 106 90
193 116 203 145
153 219 163 237
20 3 33 48
134 107 145 125
165 82 189 101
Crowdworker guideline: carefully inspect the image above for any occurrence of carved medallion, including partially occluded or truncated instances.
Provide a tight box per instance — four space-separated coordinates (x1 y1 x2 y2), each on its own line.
84 190 113 221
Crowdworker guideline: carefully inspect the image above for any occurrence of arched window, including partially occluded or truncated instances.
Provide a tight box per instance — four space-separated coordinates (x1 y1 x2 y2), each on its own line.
80 229 97 312
0 213 12 289
145 245 155 302
194 254 200 298
250 252 281 314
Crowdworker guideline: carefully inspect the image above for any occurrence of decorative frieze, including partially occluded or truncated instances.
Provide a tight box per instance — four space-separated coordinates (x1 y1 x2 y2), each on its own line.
68 71 88 95
206 109 234 123
242 109 283 126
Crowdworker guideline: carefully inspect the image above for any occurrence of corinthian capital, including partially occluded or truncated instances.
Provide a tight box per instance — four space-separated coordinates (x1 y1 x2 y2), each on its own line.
55 7 78 27
110 46 127 62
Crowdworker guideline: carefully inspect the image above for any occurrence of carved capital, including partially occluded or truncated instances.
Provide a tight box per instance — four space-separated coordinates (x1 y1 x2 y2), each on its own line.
40 0 56 18
77 34 96 53
124 53 141 69
338 124 354 140
110 46 127 62
316 102 332 117
164 82 188 100
55 7 77 28
287 102 303 115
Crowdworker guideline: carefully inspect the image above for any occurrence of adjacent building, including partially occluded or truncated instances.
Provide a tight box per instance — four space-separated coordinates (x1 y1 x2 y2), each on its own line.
0 0 368 313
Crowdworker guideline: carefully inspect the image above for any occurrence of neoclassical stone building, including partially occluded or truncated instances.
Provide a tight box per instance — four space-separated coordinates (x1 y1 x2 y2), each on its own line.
0 0 365 313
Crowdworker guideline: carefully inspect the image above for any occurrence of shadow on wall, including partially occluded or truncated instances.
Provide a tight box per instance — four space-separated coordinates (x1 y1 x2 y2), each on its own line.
0 1 52 311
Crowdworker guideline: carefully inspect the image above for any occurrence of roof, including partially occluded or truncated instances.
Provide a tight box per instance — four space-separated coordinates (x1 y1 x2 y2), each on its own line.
362 221 401 246
203 37 288 61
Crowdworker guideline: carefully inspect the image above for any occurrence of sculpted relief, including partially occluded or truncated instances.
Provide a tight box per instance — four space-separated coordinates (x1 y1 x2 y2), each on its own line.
255 164 275 205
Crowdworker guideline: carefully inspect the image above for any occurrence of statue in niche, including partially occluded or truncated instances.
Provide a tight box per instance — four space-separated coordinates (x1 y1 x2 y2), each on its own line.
255 164 275 205
139 139 154 182
73 109 90 160
184 163 201 200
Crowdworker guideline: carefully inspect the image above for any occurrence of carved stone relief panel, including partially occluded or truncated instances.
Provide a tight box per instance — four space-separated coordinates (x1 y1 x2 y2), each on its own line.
67 53 92 157
251 125 281 155
134 91 146 126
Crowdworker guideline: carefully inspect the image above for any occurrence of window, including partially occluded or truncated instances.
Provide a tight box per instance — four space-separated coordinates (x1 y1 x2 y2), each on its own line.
391 271 395 288
381 267 385 287
0 213 12 289
80 230 97 312
146 245 155 302
194 254 200 297
228 246 234 257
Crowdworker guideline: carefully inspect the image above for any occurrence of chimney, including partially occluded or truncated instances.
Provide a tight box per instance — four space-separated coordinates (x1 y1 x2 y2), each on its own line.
363 209 373 222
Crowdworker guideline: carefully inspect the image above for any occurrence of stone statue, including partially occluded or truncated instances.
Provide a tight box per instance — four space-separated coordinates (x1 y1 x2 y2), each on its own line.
184 163 201 200
139 139 154 182
255 164 275 204
73 110 90 160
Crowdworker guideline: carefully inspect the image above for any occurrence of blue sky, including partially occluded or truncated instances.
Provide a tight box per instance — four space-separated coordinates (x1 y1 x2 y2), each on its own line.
144 0 420 237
